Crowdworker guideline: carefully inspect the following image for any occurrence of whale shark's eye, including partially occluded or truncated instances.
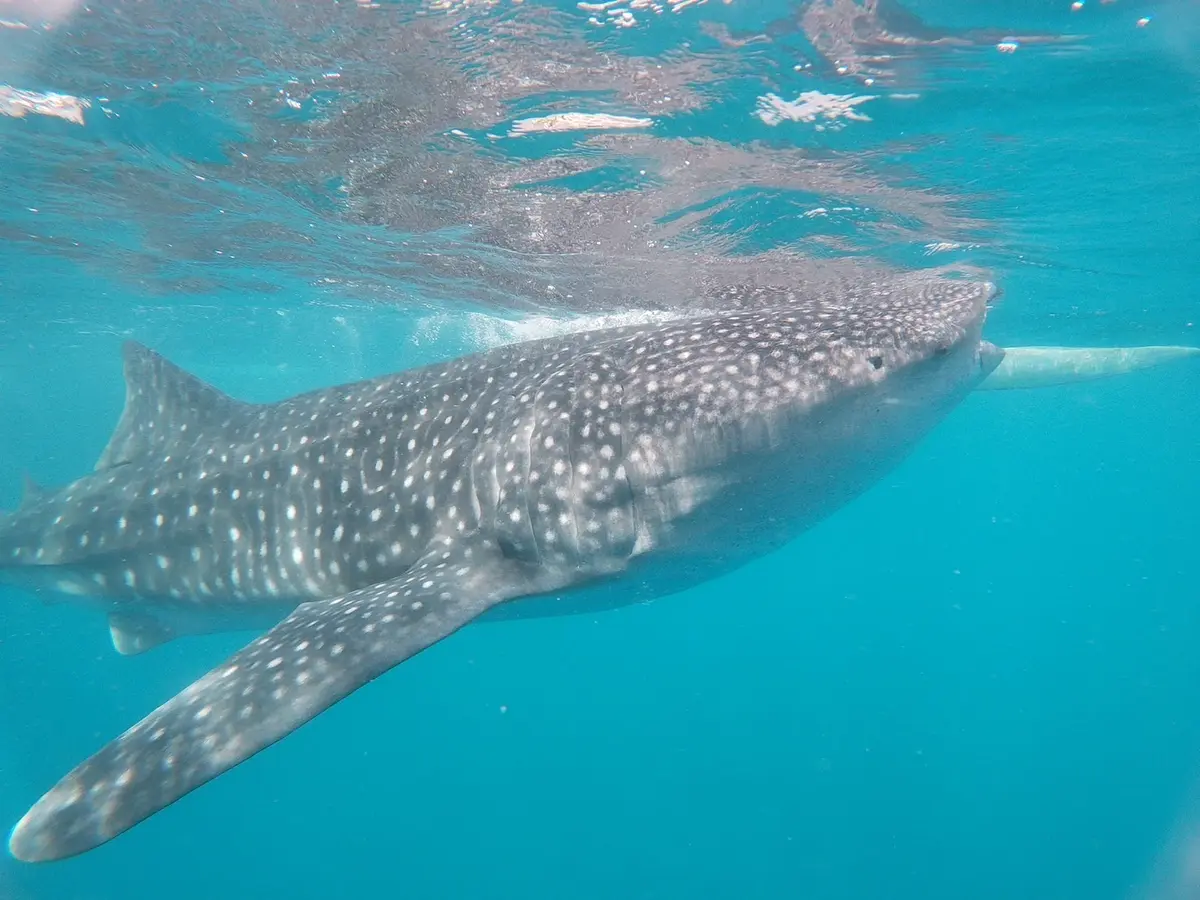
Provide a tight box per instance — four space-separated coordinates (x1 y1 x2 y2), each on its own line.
933 346 949 357
868 355 884 370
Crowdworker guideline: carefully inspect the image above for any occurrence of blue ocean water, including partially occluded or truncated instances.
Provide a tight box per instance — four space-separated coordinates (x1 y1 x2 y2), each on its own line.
1 1 1198 898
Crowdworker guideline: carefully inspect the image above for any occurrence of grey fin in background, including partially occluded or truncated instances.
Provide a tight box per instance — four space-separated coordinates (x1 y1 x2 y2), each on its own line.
8 538 539 863
107 613 177 657
19 475 48 510
95 341 251 471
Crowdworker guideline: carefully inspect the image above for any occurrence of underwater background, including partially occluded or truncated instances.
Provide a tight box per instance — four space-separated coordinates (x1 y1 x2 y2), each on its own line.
1 0 1199 897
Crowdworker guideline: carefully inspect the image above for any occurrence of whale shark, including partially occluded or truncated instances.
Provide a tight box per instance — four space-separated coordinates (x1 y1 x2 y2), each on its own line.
0 277 1005 861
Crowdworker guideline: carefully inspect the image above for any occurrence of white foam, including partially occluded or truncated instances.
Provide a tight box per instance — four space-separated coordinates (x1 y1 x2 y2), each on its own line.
0 85 89 125
414 307 687 353
754 91 876 130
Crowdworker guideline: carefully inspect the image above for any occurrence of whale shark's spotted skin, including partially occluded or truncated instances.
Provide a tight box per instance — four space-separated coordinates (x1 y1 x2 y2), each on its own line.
2 279 1000 862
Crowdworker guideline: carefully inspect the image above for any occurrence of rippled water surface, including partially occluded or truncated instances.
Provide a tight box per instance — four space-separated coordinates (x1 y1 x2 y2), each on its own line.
1 1 1199 898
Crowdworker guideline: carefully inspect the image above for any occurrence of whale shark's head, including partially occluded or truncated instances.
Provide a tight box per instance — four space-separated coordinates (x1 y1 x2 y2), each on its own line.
830 275 1003 428
832 273 1003 384
735 270 1002 383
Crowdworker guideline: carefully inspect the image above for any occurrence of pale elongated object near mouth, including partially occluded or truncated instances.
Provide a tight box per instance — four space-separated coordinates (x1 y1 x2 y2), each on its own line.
978 345 1200 391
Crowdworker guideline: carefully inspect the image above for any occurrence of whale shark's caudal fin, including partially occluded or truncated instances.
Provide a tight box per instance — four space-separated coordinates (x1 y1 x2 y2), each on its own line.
96 342 252 471
8 538 540 863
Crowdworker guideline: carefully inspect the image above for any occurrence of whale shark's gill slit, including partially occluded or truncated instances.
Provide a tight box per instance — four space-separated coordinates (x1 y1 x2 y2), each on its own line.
518 380 541 566
7 539 531 864
96 342 252 472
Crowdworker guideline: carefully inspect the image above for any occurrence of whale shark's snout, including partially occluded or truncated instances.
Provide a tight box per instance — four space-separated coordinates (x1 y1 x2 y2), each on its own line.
961 282 1004 378
892 275 997 362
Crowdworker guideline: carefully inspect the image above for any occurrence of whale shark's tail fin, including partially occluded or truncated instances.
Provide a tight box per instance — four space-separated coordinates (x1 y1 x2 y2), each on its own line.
7 538 541 863
96 342 251 471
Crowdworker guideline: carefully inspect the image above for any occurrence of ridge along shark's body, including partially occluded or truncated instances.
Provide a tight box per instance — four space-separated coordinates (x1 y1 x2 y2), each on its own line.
4 281 1002 862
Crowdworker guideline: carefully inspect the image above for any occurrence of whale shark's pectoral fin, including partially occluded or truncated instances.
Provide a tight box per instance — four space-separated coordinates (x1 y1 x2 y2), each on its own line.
96 342 250 471
107 612 177 656
8 538 536 863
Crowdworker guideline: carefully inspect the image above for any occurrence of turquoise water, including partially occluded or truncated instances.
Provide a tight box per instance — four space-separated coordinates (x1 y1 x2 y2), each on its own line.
1 1 1199 897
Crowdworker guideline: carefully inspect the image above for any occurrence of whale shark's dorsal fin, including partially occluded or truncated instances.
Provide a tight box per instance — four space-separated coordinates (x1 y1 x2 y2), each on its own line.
96 342 249 471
